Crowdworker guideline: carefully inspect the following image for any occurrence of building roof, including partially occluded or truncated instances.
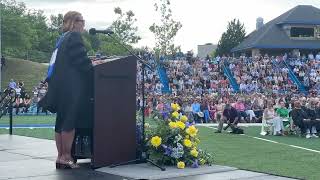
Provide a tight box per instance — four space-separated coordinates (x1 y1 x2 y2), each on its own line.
232 5 320 52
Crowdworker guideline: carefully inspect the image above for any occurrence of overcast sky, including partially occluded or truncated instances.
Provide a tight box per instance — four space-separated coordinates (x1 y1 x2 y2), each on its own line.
17 0 320 53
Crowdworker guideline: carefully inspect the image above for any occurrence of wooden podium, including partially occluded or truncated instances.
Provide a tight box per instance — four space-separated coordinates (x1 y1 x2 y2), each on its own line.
91 56 137 168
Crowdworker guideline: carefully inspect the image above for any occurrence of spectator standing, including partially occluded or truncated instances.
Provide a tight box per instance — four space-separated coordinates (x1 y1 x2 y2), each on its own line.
1 55 5 69
8 79 16 89
15 85 21 97
201 100 211 123
18 81 26 98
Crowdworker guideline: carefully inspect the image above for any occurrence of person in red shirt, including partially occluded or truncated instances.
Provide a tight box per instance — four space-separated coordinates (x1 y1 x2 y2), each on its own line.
233 98 247 122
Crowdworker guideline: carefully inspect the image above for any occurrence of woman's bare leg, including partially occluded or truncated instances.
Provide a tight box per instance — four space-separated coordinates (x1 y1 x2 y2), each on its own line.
61 129 75 161
55 132 62 163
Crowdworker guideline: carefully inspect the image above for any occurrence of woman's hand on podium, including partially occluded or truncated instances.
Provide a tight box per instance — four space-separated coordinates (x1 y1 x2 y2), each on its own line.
92 60 104 66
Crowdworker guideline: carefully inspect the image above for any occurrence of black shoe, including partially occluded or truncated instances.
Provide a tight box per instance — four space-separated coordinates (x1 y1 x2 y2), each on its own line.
214 130 221 133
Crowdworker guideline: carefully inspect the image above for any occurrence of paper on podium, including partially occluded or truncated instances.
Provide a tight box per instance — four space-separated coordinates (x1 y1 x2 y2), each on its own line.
95 56 128 65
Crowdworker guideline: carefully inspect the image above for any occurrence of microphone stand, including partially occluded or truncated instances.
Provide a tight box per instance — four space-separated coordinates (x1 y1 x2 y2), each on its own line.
105 33 165 171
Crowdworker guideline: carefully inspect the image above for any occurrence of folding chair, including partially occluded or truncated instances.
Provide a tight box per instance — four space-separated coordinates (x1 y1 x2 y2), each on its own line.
260 117 273 136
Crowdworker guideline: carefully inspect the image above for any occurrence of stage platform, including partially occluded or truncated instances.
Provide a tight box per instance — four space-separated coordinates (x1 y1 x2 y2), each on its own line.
0 135 296 180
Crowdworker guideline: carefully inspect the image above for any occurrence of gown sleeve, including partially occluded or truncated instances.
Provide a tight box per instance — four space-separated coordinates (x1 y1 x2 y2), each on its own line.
66 32 93 72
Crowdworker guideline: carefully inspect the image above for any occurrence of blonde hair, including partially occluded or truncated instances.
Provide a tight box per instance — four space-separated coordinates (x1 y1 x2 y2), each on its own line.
62 11 82 32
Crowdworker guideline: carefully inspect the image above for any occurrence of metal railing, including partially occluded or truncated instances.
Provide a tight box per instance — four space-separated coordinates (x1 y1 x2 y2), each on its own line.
0 88 16 134
282 60 307 94
222 61 240 93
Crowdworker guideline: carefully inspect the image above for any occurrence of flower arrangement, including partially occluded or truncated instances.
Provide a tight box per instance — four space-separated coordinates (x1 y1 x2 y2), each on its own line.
146 103 213 169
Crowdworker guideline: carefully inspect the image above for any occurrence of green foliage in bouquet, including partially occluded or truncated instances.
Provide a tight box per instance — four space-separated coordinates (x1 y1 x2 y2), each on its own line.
145 103 214 169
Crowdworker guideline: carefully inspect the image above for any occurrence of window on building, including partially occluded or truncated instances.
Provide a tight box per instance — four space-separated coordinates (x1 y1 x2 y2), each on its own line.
290 27 314 38
315 27 320 38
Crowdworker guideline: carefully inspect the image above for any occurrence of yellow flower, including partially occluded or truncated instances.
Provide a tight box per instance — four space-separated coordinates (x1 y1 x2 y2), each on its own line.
171 103 181 111
172 111 179 119
186 126 198 137
151 136 162 148
180 115 188 122
199 158 206 165
183 139 192 148
176 121 186 130
190 149 199 157
169 121 177 129
177 161 185 169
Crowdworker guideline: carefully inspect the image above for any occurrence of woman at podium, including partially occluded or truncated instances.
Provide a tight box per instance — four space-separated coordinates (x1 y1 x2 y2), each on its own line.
50 11 100 169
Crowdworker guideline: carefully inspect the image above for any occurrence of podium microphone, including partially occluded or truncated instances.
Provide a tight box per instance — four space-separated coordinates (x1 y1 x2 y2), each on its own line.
89 27 152 70
89 28 114 35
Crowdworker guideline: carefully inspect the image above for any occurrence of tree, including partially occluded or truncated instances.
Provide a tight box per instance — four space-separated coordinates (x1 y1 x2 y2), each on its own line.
25 10 52 61
49 14 63 32
88 7 142 56
111 7 141 45
96 34 132 56
1 0 57 62
1 0 32 52
215 19 246 56
149 0 182 59
209 50 216 58
1 1 142 62
48 14 64 53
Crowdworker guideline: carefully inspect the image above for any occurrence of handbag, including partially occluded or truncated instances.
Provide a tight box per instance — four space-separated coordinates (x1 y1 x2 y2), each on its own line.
38 82 57 113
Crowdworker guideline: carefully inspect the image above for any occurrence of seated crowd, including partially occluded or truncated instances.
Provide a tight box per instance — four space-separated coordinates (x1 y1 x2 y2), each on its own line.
225 55 297 94
136 52 320 138
5 51 320 138
139 92 320 138
7 79 48 115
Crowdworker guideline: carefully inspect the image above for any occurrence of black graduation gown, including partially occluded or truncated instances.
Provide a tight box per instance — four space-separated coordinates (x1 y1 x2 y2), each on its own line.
51 32 93 132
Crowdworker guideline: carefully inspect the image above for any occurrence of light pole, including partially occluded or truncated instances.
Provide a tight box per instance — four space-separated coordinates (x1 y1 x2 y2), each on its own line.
0 3 2 92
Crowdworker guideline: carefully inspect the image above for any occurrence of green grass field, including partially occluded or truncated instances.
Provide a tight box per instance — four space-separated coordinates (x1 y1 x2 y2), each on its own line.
0 115 55 125
1 58 48 93
0 115 55 140
198 126 320 180
0 116 319 179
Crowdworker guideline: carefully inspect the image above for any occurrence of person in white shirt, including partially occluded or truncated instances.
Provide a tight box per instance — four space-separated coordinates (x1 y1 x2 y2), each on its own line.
178 79 184 91
33 87 39 97
15 87 21 96
310 69 316 77
308 53 314 60
239 82 246 92
315 52 320 61
155 82 163 95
